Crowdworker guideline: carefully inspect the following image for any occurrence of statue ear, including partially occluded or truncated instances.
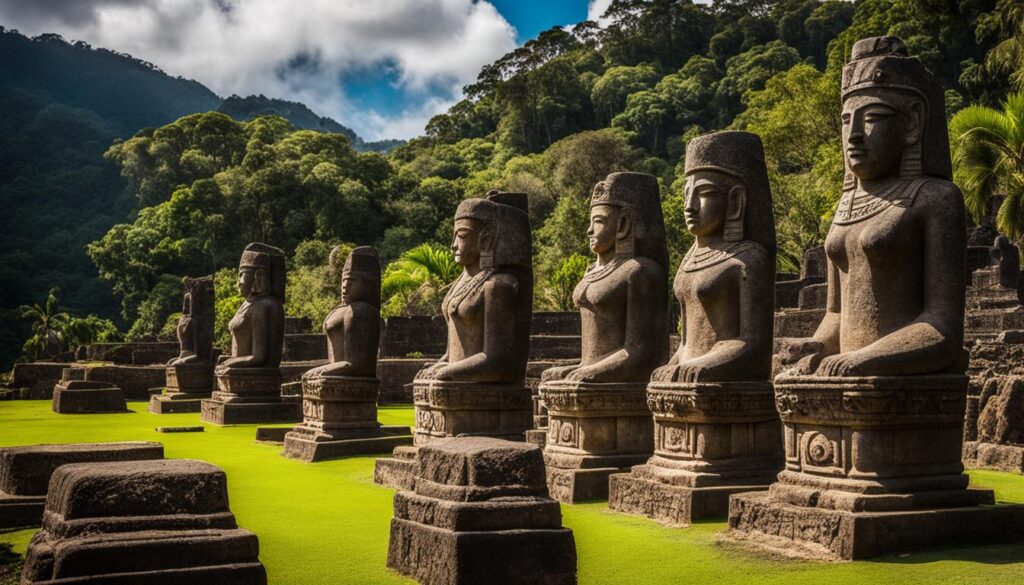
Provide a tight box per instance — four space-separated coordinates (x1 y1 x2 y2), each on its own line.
252 268 268 296
724 185 746 242
904 100 924 146
479 225 494 252
616 207 634 240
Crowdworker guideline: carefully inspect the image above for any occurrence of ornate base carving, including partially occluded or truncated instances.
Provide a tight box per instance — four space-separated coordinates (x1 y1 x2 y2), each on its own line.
200 399 301 425
412 380 532 446
52 381 127 414
538 380 653 502
726 374 1024 559
608 381 781 523
964 441 1024 473
165 363 214 396
373 446 419 490
212 368 283 403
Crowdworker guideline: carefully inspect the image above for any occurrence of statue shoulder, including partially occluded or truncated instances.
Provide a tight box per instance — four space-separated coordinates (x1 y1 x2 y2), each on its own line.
485 272 520 294
731 241 772 266
914 178 965 220
623 257 666 283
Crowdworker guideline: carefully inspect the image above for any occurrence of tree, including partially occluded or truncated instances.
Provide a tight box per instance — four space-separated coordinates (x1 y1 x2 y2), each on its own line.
950 92 1024 238
19 288 69 359
543 254 589 311
381 244 460 317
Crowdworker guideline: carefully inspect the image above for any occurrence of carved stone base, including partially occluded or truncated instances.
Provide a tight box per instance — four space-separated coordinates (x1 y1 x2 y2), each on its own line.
964 441 1024 473
212 368 283 403
165 363 215 396
727 490 1024 560
726 374 1023 559
412 380 532 446
52 380 128 414
282 428 412 462
0 493 44 530
148 394 203 413
374 446 419 490
525 428 547 448
607 381 781 524
200 399 301 425
539 380 653 502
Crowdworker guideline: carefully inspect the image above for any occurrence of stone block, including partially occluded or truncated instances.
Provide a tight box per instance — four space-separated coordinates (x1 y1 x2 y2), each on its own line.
378 358 432 403
963 441 1024 473
8 362 67 399
73 364 167 400
52 381 128 414
386 437 576 585
412 380 532 446
21 459 266 584
200 399 301 425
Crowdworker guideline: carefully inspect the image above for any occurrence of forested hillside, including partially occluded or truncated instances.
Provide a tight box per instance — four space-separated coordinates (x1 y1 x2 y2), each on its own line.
6 0 1022 369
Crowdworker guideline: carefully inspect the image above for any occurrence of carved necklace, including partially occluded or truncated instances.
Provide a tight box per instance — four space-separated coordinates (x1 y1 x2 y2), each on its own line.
572 257 626 307
832 178 929 225
682 242 762 272
442 268 494 317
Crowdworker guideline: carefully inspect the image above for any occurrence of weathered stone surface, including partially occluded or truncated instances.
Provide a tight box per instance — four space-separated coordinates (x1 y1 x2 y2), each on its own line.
411 380 532 446
387 438 576 585
78 342 180 365
378 358 432 403
977 376 1024 445
380 316 447 358
21 459 266 584
59 365 166 401
52 380 128 414
200 398 301 425
7 362 67 400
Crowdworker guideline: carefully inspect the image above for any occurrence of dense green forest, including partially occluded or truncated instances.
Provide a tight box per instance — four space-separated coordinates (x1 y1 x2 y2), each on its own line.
6 0 1023 369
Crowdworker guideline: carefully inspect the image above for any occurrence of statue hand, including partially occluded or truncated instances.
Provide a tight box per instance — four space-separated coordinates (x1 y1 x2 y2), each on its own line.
677 363 705 383
302 365 325 380
432 366 453 381
541 365 579 382
650 364 680 383
778 339 827 375
565 366 598 383
816 352 871 377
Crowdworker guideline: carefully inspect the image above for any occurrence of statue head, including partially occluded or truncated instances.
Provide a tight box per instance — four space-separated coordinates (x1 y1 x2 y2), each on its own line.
683 131 776 256
453 191 532 272
841 36 951 186
237 242 286 303
588 172 669 273
340 246 381 307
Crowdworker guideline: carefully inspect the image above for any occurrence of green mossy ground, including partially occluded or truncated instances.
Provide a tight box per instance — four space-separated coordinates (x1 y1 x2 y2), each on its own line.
1 400 1023 584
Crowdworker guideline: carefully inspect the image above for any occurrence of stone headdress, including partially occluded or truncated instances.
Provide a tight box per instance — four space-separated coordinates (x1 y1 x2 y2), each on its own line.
239 242 286 304
590 172 669 275
454 191 533 272
684 131 777 261
841 36 952 182
343 246 381 307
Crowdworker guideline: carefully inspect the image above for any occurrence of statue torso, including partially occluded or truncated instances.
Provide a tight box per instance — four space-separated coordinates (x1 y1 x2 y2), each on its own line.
441 270 491 363
228 296 284 367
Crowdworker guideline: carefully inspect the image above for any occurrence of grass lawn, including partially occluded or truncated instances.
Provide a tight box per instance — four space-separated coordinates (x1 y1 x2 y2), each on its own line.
1 399 1023 584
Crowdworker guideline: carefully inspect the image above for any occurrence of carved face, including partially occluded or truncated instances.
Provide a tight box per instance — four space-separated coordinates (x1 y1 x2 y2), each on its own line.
452 218 482 267
237 268 255 298
341 268 372 304
683 172 730 238
842 90 919 181
588 204 621 256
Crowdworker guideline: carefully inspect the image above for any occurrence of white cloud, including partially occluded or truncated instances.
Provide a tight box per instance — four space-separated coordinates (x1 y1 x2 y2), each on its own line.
0 0 518 140
586 0 614 26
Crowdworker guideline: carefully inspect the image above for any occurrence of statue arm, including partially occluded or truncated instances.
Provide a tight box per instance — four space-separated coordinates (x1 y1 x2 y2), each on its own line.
651 298 684 382
818 187 966 376
777 254 841 373
568 265 662 383
223 303 270 368
323 305 379 377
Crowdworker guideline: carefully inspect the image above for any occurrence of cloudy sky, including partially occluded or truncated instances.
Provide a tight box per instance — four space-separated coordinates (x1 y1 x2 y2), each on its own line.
0 0 623 141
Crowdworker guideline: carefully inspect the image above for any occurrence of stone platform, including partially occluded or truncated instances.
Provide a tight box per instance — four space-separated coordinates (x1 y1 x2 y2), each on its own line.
52 380 128 414
608 381 781 525
200 368 300 425
387 437 576 585
540 380 653 503
374 380 532 489
21 459 266 584
726 374 1024 559
149 394 204 413
964 441 1024 473
0 442 163 530
149 363 214 414
201 399 301 425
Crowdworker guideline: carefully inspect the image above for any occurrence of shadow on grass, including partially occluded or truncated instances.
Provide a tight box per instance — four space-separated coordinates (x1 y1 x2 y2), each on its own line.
871 540 1024 565
0 542 22 585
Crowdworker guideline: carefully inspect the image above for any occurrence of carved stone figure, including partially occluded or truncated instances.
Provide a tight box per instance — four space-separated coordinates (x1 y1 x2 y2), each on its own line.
21 460 266 584
607 131 782 524
283 247 411 462
538 172 668 503
150 275 215 414
993 235 1021 292
728 36 1020 560
386 437 576 585
375 191 534 490
201 243 300 425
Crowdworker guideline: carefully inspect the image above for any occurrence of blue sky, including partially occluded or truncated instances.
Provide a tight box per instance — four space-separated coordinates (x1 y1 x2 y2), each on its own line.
0 0 610 140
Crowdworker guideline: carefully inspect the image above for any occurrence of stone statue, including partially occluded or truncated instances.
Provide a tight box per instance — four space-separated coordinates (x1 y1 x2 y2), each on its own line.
375 191 534 490
202 243 299 425
150 276 216 413
728 37 1009 561
284 247 410 462
993 235 1021 292
539 172 669 503
609 131 782 524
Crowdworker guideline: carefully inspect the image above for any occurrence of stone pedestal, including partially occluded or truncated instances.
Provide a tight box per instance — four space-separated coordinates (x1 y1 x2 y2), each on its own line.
609 381 781 525
200 368 300 425
21 459 266 584
540 379 653 503
149 363 214 413
386 437 576 585
0 442 163 530
374 380 532 489
282 375 411 462
726 375 1024 560
52 380 128 414
963 441 1024 473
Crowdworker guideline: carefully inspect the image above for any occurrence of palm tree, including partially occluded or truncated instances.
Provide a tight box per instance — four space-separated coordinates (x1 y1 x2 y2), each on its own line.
949 92 1024 239
985 0 1024 90
19 288 70 359
381 244 460 316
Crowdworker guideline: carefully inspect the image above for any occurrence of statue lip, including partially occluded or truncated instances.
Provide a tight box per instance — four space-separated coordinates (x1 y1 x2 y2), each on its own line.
847 147 868 157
